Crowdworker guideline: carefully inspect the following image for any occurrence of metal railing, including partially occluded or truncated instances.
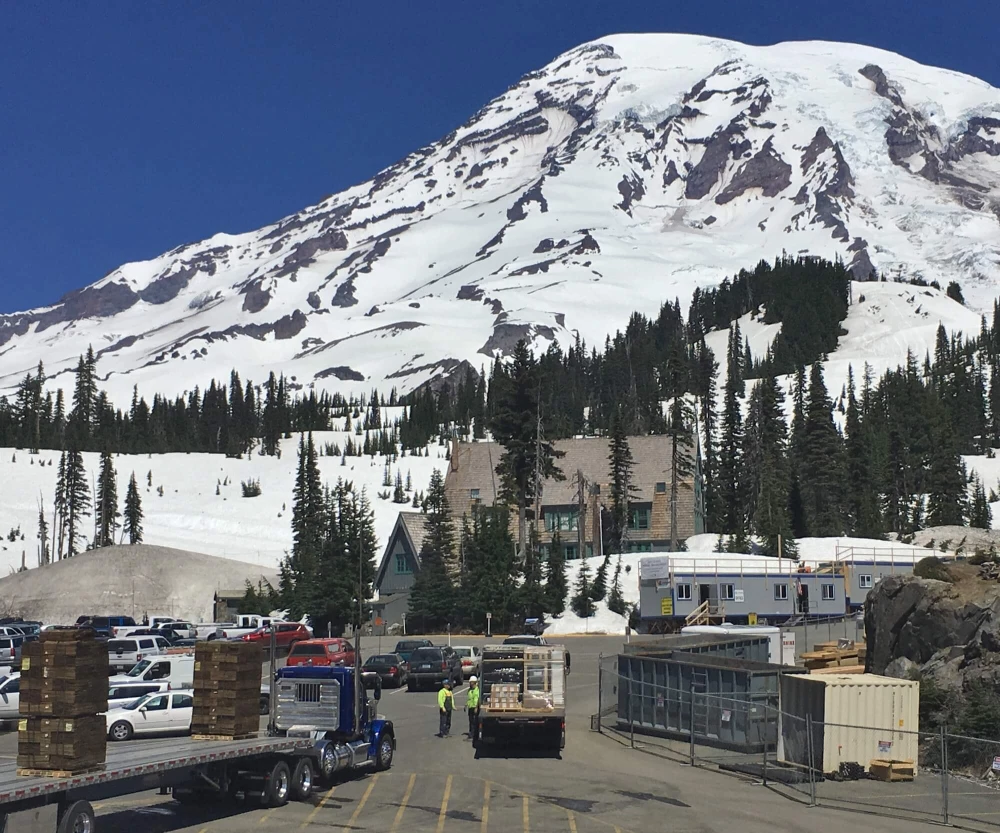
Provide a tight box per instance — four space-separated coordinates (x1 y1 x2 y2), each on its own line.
593 657 1000 832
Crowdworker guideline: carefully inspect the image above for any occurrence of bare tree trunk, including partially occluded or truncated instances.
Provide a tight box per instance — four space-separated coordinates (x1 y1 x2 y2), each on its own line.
577 469 586 561
670 443 679 551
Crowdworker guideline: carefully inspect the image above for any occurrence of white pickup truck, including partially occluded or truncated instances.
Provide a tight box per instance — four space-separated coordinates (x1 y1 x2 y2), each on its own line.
215 614 279 640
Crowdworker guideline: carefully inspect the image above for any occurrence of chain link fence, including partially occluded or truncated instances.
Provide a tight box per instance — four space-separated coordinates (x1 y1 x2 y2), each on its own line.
594 656 1000 831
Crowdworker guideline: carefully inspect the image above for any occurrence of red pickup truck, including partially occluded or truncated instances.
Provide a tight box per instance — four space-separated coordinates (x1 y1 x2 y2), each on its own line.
285 638 356 667
238 622 311 648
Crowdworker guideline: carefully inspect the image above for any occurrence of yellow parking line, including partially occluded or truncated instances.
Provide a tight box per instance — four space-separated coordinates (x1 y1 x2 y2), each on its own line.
436 774 453 833
522 793 530 833
566 809 578 833
391 772 416 832
301 785 335 828
481 780 490 833
343 774 379 832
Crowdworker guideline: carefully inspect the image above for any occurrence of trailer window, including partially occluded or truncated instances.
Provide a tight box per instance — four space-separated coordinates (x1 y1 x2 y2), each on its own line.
774 583 788 601
859 574 873 589
676 584 692 600
822 584 836 600
720 583 735 601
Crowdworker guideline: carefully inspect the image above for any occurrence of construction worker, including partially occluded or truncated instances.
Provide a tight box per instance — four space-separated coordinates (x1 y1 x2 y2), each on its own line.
465 675 481 739
437 680 454 737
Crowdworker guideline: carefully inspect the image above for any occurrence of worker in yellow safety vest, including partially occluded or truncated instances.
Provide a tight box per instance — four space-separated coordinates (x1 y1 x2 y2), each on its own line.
465 675 481 739
437 681 454 737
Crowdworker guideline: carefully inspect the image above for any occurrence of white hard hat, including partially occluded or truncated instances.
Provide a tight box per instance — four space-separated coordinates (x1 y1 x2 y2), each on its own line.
469 675 478 682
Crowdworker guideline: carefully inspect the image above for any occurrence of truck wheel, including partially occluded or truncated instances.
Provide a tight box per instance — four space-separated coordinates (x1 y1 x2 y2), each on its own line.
109 720 133 742
317 741 337 780
264 760 291 808
57 800 96 833
291 758 314 800
259 694 270 715
375 734 394 771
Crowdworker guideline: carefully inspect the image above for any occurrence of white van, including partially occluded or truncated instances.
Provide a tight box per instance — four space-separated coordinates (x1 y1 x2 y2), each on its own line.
110 654 195 688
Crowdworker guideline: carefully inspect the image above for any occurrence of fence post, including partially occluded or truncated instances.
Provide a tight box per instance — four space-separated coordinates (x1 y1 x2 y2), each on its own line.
597 655 603 734
762 702 768 786
628 676 635 749
805 714 817 807
940 724 949 825
689 680 696 766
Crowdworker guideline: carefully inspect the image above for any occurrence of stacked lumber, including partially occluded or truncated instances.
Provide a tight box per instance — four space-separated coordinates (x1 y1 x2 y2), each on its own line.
869 758 915 782
17 631 108 775
801 640 867 672
191 641 260 740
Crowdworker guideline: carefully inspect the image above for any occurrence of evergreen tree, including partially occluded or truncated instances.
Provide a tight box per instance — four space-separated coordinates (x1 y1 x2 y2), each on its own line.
123 472 143 545
408 470 457 630
68 347 97 448
606 409 637 554
37 500 49 565
799 364 846 536
718 329 746 538
571 555 596 617
742 375 796 557
844 367 884 537
927 416 966 526
63 448 91 556
544 531 568 616
970 474 993 529
94 450 119 547
666 395 695 549
591 552 609 602
607 555 627 616
458 506 520 633
283 433 324 614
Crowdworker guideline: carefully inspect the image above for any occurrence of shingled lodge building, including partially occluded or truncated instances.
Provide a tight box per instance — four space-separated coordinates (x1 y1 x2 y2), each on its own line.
373 436 704 625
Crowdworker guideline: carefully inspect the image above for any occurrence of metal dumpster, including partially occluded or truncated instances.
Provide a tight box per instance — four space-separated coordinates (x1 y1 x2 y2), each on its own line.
616 650 806 752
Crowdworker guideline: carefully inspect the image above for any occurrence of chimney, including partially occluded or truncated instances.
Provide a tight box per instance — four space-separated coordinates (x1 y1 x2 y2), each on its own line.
449 438 460 472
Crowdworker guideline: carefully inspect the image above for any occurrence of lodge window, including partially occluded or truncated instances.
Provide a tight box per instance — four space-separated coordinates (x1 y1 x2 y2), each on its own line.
677 583 692 600
545 510 578 532
395 554 412 574
470 488 480 500
774 583 788 601
630 506 651 530
655 482 667 494
564 544 578 560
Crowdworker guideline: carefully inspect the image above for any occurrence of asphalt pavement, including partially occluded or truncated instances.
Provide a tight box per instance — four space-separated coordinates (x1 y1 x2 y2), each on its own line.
0 634 957 832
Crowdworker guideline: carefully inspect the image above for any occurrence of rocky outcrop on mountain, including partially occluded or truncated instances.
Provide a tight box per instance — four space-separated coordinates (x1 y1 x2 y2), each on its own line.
865 567 1000 695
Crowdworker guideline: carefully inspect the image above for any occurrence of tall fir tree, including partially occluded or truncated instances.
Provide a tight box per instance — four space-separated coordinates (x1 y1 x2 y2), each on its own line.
123 472 143 545
606 409 637 554
544 530 568 616
718 326 746 540
799 364 846 536
408 470 457 630
94 450 119 547
63 448 91 556
666 395 695 550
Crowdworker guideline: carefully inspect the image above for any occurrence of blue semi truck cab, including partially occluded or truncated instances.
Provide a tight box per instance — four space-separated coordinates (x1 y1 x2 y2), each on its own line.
272 665 396 776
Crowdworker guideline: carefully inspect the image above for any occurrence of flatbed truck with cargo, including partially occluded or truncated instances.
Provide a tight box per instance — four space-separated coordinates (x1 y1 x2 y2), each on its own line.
0 656 394 831
475 643 568 753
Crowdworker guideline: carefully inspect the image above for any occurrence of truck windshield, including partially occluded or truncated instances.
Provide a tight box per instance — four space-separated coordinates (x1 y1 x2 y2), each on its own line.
126 660 151 677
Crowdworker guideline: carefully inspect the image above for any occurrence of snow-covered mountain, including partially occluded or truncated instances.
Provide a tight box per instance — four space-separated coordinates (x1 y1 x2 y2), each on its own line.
2 33 999 403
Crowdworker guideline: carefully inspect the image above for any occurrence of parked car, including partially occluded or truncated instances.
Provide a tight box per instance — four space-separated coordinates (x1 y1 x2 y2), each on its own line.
109 655 195 688
237 622 311 648
107 636 172 673
393 639 433 664
451 645 481 677
107 680 171 710
160 621 197 639
362 653 407 688
106 690 194 741
406 646 463 691
77 616 137 638
0 636 24 669
285 638 355 668
124 627 190 645
0 673 19 719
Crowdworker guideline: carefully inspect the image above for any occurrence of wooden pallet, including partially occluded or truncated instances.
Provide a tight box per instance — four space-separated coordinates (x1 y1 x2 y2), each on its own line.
192 733 257 742
809 664 865 675
869 759 915 782
16 765 105 778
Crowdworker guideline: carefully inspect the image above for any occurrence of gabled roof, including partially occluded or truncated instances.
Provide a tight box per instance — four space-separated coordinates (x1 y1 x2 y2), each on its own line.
445 435 694 510
374 511 431 589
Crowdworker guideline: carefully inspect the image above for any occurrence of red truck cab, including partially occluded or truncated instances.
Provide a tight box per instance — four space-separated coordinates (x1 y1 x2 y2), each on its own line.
285 638 356 667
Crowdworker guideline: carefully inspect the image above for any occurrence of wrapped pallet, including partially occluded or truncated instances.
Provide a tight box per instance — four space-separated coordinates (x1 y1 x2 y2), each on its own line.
17 630 108 775
192 640 260 739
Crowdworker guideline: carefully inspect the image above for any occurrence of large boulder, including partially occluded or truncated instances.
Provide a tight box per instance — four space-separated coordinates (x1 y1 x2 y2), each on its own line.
865 571 1000 696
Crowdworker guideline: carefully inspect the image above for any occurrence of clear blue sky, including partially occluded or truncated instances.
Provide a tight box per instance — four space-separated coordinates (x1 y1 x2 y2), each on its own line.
2 0 997 314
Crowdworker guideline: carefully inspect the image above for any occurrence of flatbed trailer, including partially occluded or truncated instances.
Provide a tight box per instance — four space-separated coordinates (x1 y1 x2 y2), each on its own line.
476 644 567 753
0 732 355 832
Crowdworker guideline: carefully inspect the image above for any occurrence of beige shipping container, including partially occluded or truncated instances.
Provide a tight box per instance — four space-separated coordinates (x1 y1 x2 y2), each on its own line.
778 673 919 775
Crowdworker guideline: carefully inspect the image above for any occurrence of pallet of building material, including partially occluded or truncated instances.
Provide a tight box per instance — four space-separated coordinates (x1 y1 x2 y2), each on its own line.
190 721 258 739
809 664 865 675
195 640 259 660
17 715 106 773
193 666 261 685
868 759 915 782
20 677 108 716
194 700 260 720
37 628 100 643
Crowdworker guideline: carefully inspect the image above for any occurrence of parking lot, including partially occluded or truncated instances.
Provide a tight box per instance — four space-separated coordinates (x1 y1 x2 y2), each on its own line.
0 635 951 832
